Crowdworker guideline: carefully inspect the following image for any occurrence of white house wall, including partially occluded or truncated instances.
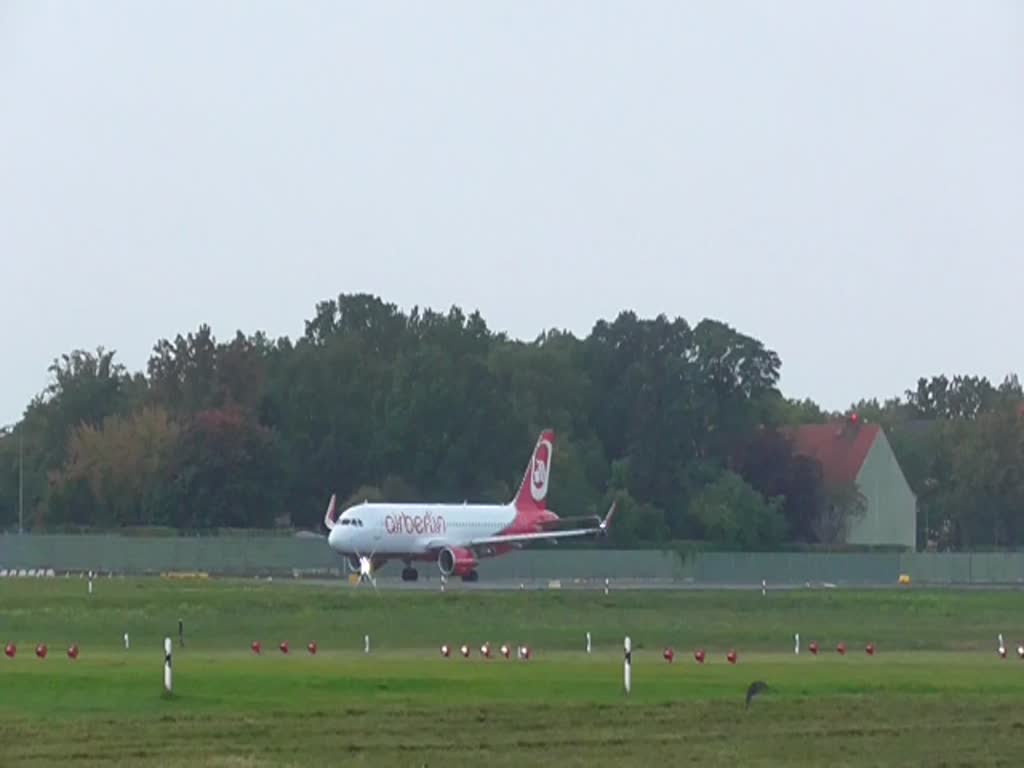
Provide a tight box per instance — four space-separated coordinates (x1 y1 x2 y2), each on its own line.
846 430 918 549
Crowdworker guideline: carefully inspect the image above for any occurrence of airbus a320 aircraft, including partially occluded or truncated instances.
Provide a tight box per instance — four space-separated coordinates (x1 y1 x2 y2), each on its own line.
323 429 615 582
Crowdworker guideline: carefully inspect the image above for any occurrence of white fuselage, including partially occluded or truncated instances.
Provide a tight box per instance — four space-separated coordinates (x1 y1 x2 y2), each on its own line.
327 501 517 558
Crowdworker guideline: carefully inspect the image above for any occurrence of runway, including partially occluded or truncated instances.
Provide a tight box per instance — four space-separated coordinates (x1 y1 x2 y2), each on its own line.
279 576 1024 592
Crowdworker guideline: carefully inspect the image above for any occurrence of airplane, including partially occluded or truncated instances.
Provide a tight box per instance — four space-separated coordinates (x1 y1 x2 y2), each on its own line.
323 429 616 582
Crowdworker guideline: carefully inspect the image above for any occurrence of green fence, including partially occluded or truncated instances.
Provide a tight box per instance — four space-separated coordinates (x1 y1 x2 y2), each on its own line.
3 534 1024 584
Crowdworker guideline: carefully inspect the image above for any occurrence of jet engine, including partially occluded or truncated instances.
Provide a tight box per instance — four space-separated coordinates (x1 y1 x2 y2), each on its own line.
438 546 478 577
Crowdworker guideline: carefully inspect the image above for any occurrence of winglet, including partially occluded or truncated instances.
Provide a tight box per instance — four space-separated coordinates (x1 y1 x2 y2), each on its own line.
599 501 617 532
324 494 339 530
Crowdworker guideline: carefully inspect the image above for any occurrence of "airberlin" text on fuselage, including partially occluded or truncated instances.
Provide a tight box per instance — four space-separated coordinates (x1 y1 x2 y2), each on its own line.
385 512 447 535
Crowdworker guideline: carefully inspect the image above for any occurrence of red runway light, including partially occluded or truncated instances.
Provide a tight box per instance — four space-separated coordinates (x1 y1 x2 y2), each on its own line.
663 647 675 663
693 648 705 663
251 641 262 654
67 644 79 660
307 641 317 655
279 641 289 654
727 650 737 664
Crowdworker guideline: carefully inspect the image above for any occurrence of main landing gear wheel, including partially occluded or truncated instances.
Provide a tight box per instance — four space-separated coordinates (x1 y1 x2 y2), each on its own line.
461 570 479 583
401 567 419 582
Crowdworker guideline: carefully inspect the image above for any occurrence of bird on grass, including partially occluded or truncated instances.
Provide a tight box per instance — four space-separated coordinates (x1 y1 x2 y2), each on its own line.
745 680 770 709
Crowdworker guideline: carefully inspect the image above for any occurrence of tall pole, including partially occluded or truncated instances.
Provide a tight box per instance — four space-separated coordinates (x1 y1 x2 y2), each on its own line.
623 635 631 694
18 432 24 534
164 637 173 695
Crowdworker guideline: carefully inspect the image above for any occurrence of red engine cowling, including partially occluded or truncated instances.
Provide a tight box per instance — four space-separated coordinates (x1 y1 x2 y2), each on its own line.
438 546 477 577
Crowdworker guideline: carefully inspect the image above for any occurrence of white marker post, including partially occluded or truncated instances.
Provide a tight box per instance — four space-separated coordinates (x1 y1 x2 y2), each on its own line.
124 632 130 650
88 571 93 595
163 637 172 695
586 632 592 654
794 633 800 655
623 636 632 695
604 578 610 596
761 579 766 597
364 634 370 654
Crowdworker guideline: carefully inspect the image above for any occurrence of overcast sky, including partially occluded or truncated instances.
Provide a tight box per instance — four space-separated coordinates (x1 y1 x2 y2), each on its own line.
1 1 1021 426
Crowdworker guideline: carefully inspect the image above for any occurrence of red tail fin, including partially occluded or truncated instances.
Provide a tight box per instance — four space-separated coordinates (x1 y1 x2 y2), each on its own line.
512 429 555 511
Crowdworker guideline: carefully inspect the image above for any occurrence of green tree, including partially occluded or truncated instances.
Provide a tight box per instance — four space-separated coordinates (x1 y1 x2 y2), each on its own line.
343 485 384 508
583 311 781 537
813 481 868 546
9 290 1022 550
147 326 219 415
904 374 1013 420
602 460 670 546
942 408 1024 548
690 470 787 549
48 406 180 528
14 347 135 527
159 405 282 529
770 396 831 425
0 427 25 530
734 426 826 543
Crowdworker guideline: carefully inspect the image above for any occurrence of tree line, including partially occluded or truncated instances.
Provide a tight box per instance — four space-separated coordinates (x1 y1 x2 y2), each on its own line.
0 293 1021 550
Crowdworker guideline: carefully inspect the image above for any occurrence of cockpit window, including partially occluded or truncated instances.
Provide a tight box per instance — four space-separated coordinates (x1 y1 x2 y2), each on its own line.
341 519 350 526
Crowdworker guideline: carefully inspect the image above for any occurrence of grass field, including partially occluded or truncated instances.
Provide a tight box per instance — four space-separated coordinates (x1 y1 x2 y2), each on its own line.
2 578 1024 766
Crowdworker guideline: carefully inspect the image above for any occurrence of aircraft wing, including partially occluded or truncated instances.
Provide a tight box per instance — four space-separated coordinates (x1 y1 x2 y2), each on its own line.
468 527 604 547
536 514 603 528
468 501 617 548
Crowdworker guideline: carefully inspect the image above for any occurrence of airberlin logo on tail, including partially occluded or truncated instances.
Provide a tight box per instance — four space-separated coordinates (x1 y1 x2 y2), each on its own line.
385 512 447 535
530 438 552 502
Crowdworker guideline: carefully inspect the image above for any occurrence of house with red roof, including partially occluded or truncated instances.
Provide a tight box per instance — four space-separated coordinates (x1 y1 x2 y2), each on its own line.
788 416 917 550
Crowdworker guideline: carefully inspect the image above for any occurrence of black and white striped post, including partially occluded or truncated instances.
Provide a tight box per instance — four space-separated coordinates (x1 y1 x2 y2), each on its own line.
623 636 632 695
163 637 172 695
